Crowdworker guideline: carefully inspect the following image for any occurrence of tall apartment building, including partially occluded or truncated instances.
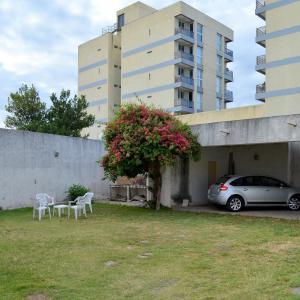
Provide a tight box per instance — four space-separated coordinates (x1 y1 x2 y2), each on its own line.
78 1 234 138
255 0 300 107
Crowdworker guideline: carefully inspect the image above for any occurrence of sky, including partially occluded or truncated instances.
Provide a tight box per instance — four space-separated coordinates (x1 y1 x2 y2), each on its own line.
0 0 265 128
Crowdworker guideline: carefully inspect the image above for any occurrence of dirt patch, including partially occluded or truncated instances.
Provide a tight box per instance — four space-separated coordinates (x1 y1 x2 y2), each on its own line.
152 279 177 293
259 241 300 254
27 294 51 300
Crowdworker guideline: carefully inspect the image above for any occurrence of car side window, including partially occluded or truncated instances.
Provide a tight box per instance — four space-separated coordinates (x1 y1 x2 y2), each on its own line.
241 176 263 186
230 178 243 186
242 176 254 186
262 177 287 187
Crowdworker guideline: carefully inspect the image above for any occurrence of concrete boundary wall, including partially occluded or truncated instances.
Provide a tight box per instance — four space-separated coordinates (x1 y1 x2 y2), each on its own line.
0 129 109 210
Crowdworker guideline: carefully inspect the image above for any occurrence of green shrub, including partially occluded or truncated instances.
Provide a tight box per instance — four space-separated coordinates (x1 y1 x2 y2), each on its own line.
67 184 89 201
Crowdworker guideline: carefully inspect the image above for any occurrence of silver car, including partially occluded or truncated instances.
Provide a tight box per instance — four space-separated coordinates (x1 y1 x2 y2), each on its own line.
208 175 300 212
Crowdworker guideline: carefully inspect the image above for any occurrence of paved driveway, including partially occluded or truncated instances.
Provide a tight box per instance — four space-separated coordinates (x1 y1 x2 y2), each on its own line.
177 204 300 221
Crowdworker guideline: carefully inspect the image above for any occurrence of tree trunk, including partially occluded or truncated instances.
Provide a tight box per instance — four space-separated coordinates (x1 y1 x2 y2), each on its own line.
149 161 162 210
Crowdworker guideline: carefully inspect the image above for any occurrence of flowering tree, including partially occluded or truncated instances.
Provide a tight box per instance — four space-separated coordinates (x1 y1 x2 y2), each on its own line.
101 104 201 209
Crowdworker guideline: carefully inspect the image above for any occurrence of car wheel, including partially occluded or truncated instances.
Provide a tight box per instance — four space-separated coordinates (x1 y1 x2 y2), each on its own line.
288 196 300 211
226 196 244 212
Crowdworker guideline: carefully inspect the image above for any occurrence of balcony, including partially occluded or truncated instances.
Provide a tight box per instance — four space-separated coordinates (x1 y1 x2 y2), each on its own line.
256 26 266 47
174 98 194 113
256 54 266 74
255 0 265 20
175 27 194 44
224 47 234 62
224 68 234 83
175 51 194 67
224 90 233 103
256 82 266 101
175 75 194 90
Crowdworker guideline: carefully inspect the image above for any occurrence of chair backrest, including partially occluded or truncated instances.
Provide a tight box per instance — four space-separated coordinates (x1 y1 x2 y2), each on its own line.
84 192 94 204
75 196 86 208
36 194 49 208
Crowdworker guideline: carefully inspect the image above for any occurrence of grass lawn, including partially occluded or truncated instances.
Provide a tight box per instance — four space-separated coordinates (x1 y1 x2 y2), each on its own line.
1 204 300 299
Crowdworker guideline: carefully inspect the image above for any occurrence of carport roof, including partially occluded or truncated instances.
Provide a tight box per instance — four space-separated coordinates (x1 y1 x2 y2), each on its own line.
191 114 300 147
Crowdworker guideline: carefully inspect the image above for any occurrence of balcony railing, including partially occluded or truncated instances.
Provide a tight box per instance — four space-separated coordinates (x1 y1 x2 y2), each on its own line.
101 23 117 35
256 26 266 47
256 55 266 74
225 48 233 57
175 27 194 38
256 0 265 10
256 0 266 20
224 48 234 62
175 75 194 87
224 90 233 102
256 26 266 37
256 82 266 94
175 98 194 109
225 68 233 82
175 51 194 62
256 54 266 65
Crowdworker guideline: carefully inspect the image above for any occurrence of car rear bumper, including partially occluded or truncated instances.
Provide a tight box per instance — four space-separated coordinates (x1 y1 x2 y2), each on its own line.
208 193 228 205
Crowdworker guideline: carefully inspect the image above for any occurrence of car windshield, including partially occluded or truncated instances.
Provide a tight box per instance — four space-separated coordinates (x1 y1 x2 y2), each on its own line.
215 176 231 185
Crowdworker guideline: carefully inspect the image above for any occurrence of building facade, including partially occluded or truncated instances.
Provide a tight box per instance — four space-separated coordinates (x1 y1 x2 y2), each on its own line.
255 0 300 106
78 1 234 138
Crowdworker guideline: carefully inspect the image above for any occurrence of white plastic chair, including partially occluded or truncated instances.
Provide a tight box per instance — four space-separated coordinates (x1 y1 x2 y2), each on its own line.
68 197 87 221
36 193 55 213
84 192 94 213
33 194 52 221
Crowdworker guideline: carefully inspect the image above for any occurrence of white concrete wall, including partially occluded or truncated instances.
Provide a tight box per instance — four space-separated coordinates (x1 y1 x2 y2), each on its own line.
0 129 109 210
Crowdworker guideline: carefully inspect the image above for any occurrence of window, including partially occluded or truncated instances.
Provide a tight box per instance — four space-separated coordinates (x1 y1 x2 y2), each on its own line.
216 76 222 94
178 44 184 52
189 46 193 55
178 90 184 99
179 21 185 29
189 92 193 101
216 176 231 185
261 177 288 187
216 97 222 110
216 33 222 51
178 67 184 76
197 46 202 65
197 69 202 89
189 70 193 78
196 92 202 112
216 55 222 73
190 23 193 32
197 23 203 43
117 14 125 28
230 177 244 187
237 176 263 187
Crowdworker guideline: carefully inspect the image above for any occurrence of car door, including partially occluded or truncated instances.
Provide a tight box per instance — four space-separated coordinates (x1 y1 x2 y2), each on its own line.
261 177 289 204
235 176 266 204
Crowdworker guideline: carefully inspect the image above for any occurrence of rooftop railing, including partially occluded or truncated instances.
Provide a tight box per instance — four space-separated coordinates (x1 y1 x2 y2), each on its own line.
102 23 117 35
